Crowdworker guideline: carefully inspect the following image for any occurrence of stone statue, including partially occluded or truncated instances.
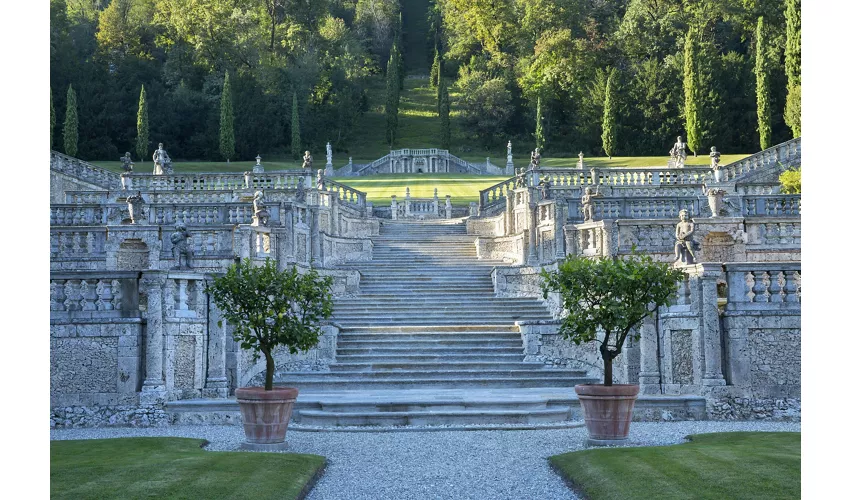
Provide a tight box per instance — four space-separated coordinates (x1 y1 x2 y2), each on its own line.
709 146 721 174
170 223 192 270
507 141 512 156
302 150 313 170
152 143 173 175
674 209 697 265
295 177 306 202
530 148 541 170
669 136 687 168
121 152 134 172
538 176 552 200
252 190 270 226
581 186 602 222
126 191 145 224
577 151 585 169
326 142 333 165
316 169 325 190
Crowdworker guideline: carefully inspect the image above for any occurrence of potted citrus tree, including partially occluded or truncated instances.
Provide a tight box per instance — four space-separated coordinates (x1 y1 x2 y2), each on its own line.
207 259 333 450
541 253 685 445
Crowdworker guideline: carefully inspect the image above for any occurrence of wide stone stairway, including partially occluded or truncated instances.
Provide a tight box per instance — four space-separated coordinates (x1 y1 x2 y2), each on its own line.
273 220 597 428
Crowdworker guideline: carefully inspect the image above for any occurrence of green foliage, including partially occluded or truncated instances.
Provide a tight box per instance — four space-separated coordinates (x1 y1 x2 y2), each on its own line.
50 87 55 150
291 92 301 160
207 260 333 390
755 17 772 150
683 26 702 156
601 68 617 159
430 47 441 88
219 71 235 161
535 96 545 152
784 0 801 137
455 67 514 147
136 85 149 161
385 41 401 146
438 66 451 150
541 253 685 385
63 84 78 157
779 167 801 194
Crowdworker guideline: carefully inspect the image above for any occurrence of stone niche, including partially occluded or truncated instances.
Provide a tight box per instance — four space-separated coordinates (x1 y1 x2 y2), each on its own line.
116 239 150 270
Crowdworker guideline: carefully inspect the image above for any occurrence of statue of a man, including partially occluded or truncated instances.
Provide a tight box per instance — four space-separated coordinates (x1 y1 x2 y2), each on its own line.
170 223 192 270
530 148 541 170
538 176 552 200
126 191 145 224
316 169 325 190
252 190 270 226
577 151 584 168
121 152 134 172
674 209 697 265
302 150 313 170
507 141 512 156
669 136 687 168
326 142 332 164
581 186 602 222
295 177 306 202
709 146 721 171
152 143 172 175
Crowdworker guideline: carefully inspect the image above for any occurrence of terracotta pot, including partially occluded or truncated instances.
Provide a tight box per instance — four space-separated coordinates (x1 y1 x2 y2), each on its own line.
235 387 298 445
575 384 640 442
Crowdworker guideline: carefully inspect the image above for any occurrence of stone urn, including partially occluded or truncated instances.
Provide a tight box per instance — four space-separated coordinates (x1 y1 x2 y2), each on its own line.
706 189 726 218
235 386 299 451
575 384 640 445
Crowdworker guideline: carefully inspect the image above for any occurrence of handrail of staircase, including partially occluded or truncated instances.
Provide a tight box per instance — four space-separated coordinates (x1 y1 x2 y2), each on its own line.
322 178 368 208
718 137 801 182
479 174 524 210
50 150 122 190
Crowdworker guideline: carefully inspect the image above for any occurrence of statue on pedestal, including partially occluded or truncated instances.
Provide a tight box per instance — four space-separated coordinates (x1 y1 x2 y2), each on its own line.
538 175 552 200
302 150 313 170
507 141 512 157
669 136 687 168
170 223 192 269
252 190 270 226
121 152 134 172
127 191 145 224
530 148 541 170
152 143 173 175
326 142 333 166
709 146 721 181
577 151 585 169
295 177 306 202
317 169 325 190
674 209 697 265
581 186 602 222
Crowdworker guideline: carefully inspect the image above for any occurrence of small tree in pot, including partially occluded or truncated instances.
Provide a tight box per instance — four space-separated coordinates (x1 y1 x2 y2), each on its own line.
207 259 333 450
541 253 685 444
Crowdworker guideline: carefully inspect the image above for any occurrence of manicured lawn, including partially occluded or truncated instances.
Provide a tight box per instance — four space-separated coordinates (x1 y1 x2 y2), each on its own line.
51 437 325 500
549 432 800 500
334 173 509 206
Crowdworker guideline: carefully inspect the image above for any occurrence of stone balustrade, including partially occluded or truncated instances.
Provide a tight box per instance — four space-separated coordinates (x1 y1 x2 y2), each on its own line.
50 271 138 314
322 178 368 210
719 137 801 182
724 262 801 310
741 195 800 217
128 171 307 191
50 150 122 190
479 175 523 213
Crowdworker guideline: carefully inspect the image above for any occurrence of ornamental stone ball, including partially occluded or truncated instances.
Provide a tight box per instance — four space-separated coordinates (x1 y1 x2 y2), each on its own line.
674 209 697 265
170 223 192 270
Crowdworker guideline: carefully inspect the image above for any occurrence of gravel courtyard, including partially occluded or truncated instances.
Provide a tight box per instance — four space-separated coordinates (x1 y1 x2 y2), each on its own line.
51 421 800 499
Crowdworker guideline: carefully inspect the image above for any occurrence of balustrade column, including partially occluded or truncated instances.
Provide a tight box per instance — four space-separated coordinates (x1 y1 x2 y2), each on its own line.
140 272 167 402
696 264 726 386
204 278 229 397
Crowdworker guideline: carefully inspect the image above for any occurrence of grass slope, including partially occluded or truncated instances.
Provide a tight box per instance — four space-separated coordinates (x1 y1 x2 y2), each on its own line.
51 437 325 500
335 173 508 206
549 432 800 500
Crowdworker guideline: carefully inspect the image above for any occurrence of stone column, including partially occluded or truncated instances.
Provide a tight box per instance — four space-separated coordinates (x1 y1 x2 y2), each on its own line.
638 309 661 394
526 190 539 265
505 190 515 235
391 195 398 220
140 272 166 403
563 224 578 256
698 264 726 386
554 206 566 259
204 280 229 398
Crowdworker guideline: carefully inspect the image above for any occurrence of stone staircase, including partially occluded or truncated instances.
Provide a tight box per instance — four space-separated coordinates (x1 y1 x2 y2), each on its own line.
273 219 596 427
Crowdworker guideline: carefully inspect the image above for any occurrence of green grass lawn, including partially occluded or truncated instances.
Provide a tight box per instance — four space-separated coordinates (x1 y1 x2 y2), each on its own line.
549 432 800 500
334 173 509 206
51 437 325 500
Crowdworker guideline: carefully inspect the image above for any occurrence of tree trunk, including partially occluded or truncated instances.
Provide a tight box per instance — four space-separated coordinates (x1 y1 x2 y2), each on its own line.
603 356 613 386
263 349 275 391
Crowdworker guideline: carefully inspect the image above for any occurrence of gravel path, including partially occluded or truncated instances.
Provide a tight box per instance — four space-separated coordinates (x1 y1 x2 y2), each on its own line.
51 421 800 499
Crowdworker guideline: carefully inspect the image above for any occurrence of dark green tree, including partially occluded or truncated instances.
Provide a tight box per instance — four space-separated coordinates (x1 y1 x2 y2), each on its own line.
755 17 772 150
784 0 801 137
438 66 451 150
63 84 78 157
207 260 334 391
291 92 301 160
535 96 545 152
541 254 686 386
602 68 617 159
430 46 440 88
135 85 149 162
385 41 400 146
219 71 235 162
395 11 405 90
50 87 55 150
684 26 703 156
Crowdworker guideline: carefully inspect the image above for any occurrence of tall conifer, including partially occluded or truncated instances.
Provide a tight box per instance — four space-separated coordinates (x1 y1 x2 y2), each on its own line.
291 92 301 160
438 65 450 150
385 42 400 146
535 96 545 152
63 84 78 157
684 26 703 156
136 85 149 161
784 0 801 137
602 69 617 159
50 88 55 150
430 47 440 88
219 71 235 162
755 17 772 150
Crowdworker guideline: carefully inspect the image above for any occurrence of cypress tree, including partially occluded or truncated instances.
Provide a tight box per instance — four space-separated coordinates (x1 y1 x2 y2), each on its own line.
291 92 301 160
219 71 235 162
385 42 400 147
684 26 703 156
50 87 55 150
436 58 443 111
535 96 545 152
439 66 450 150
755 17 772 150
430 47 440 88
136 85 149 162
602 69 617 159
63 84 78 157
784 0 801 137
396 11 405 91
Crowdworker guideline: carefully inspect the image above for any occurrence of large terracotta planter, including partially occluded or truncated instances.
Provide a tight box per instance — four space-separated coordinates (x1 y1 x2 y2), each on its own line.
575 384 639 445
235 387 298 450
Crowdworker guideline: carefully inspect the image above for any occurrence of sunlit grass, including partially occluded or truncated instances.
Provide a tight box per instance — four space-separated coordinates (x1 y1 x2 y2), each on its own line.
335 173 509 206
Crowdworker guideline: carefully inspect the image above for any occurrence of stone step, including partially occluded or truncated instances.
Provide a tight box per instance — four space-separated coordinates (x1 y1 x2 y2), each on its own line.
334 320 537 327
333 305 549 314
329 361 547 372
271 376 595 391
279 369 573 380
340 325 518 333
335 354 525 363
296 408 575 427
336 333 521 341
336 339 524 349
335 297 543 304
336 346 524 356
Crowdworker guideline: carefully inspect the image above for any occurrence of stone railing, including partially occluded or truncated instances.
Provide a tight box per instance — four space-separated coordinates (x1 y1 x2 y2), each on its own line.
50 150 123 190
718 137 801 182
50 202 283 227
479 175 524 214
322 178 368 210
128 171 307 191
50 271 139 314
540 166 714 188
724 262 801 311
51 228 108 260
741 195 801 217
